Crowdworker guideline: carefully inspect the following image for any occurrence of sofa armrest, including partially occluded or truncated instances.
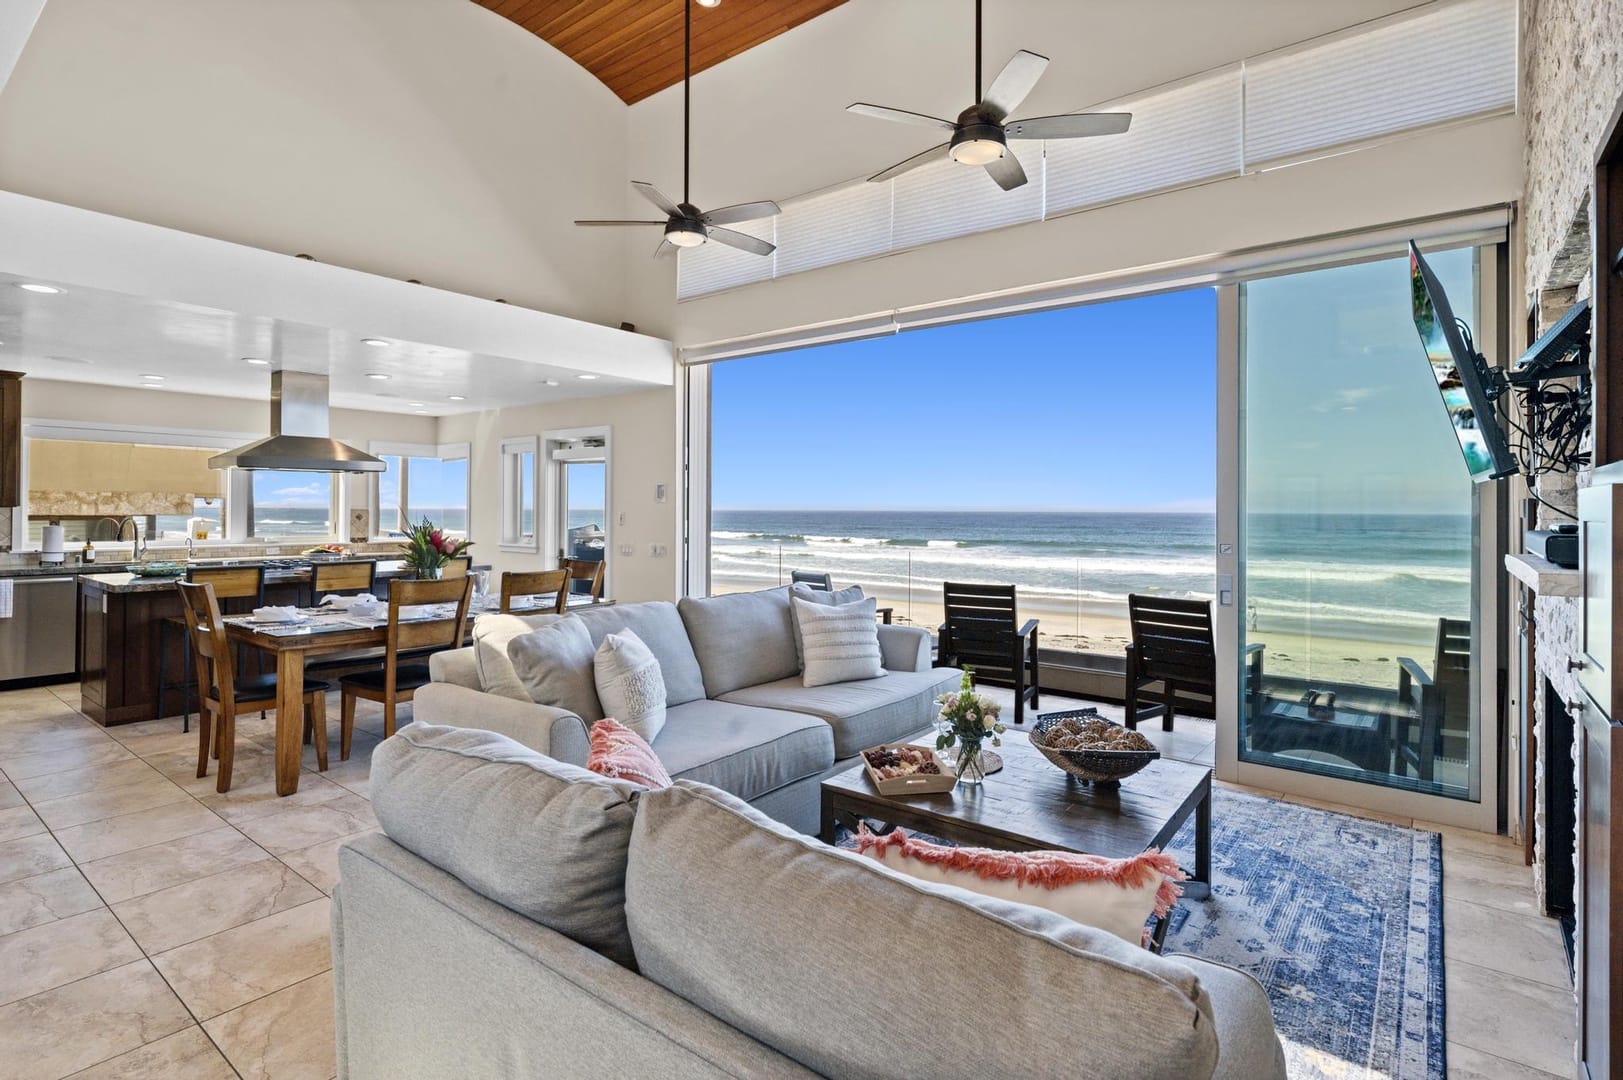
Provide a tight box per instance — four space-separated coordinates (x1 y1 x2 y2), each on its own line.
409 683 591 765
428 647 480 690
878 624 932 672
1167 955 1287 1079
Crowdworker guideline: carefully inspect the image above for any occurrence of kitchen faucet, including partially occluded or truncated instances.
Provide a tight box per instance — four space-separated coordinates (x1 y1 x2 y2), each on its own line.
115 517 146 561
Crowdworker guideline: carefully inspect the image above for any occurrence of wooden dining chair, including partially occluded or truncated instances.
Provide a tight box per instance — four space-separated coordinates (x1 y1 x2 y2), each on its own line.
310 559 376 605
500 568 572 614
161 564 270 729
339 575 473 754
559 557 606 602
443 556 473 579
176 581 330 793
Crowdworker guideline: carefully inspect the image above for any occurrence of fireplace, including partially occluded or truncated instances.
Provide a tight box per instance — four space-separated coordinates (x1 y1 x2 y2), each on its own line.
1542 679 1576 966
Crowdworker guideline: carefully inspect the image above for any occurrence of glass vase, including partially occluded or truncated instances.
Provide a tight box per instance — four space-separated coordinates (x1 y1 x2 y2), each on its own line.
955 740 986 787
415 564 442 580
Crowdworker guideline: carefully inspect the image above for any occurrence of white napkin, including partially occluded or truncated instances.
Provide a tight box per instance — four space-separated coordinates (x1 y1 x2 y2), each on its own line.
349 601 388 620
251 606 306 624
319 593 376 610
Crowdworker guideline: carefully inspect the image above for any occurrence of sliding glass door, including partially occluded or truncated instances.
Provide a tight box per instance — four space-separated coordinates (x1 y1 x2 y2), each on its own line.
1237 248 1483 801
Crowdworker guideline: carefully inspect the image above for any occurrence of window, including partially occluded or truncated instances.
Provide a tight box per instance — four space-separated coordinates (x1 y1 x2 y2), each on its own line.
372 443 470 537
247 470 338 540
500 436 539 552
155 497 224 541
545 430 611 598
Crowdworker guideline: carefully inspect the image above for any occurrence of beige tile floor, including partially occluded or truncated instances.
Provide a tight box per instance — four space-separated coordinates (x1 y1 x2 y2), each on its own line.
0 680 1579 1079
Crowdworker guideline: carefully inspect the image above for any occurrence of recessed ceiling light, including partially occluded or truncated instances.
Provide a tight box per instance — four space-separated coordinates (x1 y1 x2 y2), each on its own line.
408 402 425 408
140 374 165 382
414 409 428 415
244 357 269 366
366 373 390 380
542 379 559 387
447 395 466 401
18 283 59 294
138 383 162 390
696 0 721 7
362 338 390 347
577 374 599 380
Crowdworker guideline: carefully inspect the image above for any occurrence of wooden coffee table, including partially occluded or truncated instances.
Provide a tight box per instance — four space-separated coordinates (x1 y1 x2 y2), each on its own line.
820 730 1212 902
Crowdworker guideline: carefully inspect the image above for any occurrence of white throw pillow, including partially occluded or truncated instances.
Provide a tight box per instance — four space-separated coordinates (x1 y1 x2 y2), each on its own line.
593 630 668 743
788 582 865 669
792 596 882 688
856 829 1182 945
506 617 604 721
472 613 559 701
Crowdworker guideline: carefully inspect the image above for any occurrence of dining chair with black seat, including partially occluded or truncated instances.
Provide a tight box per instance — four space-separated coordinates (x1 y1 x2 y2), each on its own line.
310 559 377 606
559 557 605 603
339 575 473 756
500 568 572 615
442 556 473 579
177 581 330 793
938 582 1040 725
159 563 268 730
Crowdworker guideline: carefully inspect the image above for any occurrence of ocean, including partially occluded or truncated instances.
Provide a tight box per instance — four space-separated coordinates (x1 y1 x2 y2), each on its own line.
711 509 1471 647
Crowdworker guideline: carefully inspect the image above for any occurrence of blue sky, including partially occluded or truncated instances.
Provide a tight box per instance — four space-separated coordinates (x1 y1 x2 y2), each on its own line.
712 289 1219 512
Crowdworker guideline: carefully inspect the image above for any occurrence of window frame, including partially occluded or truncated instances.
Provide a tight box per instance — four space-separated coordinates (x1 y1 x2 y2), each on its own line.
238 468 341 542
369 441 471 540
544 426 612 600
499 435 540 553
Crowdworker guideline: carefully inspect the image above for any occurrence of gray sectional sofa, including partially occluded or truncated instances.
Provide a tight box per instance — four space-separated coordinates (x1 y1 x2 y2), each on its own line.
417 587 961 834
333 723 1287 1080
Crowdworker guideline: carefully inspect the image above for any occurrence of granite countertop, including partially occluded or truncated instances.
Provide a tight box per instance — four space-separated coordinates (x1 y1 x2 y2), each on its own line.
78 559 437 594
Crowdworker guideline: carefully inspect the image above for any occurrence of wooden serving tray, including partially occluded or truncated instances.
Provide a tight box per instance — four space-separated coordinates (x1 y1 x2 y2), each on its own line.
860 745 957 796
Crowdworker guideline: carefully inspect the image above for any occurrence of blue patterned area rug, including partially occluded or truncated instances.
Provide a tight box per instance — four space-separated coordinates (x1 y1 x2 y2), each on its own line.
1162 790 1444 1080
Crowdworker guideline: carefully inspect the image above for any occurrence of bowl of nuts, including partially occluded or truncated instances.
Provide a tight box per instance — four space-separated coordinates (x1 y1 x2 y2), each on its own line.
1028 709 1159 784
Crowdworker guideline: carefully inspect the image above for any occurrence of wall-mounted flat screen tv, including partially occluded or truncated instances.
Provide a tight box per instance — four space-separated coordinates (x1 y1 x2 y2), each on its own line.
1408 241 1517 482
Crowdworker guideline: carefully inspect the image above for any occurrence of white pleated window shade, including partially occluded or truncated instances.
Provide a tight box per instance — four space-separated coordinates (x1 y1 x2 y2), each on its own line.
1044 67 1242 216
676 218 775 299
774 180 891 277
1242 0 1516 167
891 152 1043 250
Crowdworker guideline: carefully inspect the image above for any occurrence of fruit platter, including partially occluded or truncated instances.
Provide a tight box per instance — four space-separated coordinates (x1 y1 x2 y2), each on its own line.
859 744 957 796
303 544 349 560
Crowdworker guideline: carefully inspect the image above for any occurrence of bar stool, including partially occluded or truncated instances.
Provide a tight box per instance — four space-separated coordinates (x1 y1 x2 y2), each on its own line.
160 564 267 731
499 568 572 615
176 581 330 793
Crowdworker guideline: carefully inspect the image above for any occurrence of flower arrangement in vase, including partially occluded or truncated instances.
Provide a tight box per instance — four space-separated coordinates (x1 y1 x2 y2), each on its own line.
402 518 472 579
934 669 1005 787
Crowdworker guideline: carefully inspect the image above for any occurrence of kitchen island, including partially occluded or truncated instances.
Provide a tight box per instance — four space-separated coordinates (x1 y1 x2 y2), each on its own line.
76 558 458 725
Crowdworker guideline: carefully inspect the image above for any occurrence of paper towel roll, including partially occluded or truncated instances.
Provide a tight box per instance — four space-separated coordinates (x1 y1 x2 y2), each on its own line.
40 524 64 564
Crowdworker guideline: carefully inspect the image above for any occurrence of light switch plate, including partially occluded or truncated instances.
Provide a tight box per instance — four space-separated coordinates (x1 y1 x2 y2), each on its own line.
655 483 667 503
618 544 634 556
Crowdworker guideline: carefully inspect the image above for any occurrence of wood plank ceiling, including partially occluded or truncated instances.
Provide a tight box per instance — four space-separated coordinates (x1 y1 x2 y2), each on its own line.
476 0 849 105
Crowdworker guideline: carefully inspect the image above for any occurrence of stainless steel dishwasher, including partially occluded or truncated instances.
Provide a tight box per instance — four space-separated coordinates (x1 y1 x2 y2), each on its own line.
0 575 78 681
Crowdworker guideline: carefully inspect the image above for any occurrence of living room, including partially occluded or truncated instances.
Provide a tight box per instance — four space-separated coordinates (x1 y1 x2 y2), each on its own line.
0 0 1613 1077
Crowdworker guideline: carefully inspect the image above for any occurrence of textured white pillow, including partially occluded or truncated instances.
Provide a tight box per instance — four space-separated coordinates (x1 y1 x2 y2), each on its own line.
473 613 559 701
593 630 668 743
789 582 865 669
792 596 882 688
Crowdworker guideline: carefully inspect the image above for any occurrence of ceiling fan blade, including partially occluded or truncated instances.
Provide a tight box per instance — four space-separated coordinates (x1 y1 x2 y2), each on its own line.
867 141 950 183
706 226 775 257
1004 112 1132 140
981 49 1049 122
984 149 1028 191
574 219 668 227
702 200 782 226
630 181 680 217
846 102 958 133
655 239 677 259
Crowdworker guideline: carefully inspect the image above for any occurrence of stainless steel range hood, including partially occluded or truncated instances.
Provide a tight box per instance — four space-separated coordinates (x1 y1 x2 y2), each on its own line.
209 370 384 473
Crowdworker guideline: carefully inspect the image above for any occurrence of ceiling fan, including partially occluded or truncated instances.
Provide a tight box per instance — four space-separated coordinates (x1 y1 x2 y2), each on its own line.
574 0 779 257
848 0 1132 192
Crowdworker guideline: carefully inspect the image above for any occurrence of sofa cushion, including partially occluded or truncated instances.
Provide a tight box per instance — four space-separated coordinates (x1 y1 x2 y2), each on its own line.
792 596 882 688
625 782 1222 1080
678 589 800 698
369 722 643 967
651 700 834 804
719 668 961 759
507 617 604 721
472 613 558 701
788 582 864 668
593 630 666 742
570 602 706 708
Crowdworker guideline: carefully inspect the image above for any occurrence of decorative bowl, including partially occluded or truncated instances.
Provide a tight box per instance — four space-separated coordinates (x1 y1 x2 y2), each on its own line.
128 562 185 578
1029 709 1159 784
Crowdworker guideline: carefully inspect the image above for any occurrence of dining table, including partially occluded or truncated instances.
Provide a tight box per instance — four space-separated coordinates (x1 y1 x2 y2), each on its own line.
224 593 604 795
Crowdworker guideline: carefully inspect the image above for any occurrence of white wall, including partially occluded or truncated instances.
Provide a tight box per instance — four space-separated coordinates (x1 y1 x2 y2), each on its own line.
622 0 1524 344
0 0 633 330
436 388 681 603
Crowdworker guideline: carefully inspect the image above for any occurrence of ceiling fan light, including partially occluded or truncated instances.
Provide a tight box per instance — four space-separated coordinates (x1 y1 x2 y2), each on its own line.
665 223 707 248
950 138 1005 165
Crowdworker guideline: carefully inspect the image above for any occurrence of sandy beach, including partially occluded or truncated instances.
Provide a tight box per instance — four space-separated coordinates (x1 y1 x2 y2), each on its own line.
712 574 1436 690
